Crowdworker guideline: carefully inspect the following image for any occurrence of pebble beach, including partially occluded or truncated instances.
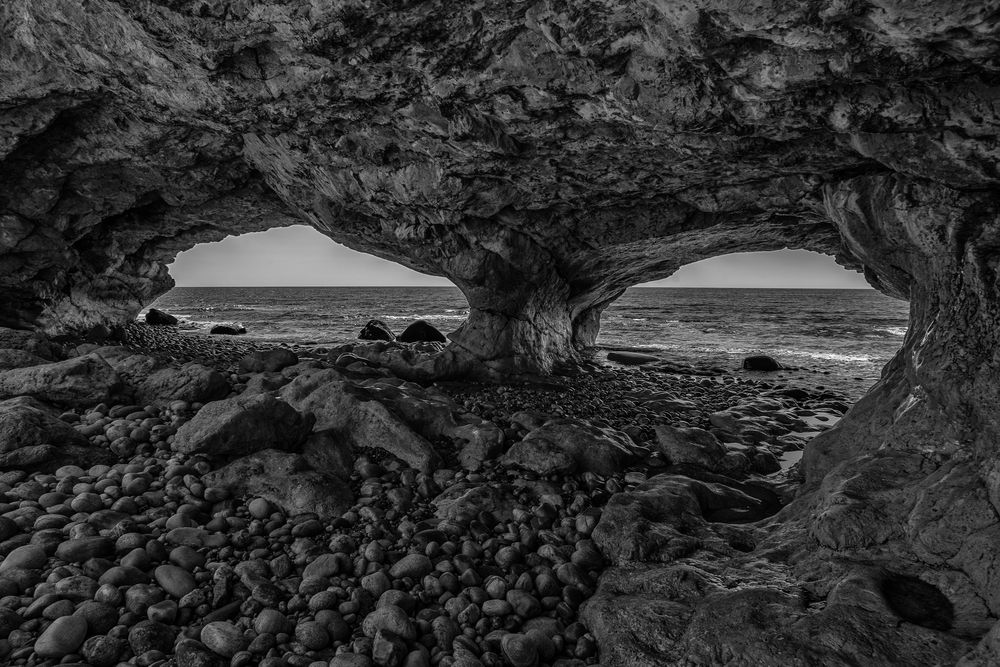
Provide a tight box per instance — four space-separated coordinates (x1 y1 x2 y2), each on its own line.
0 322 851 667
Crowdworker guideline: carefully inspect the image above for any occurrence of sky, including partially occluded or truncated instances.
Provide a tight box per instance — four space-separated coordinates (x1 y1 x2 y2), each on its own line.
168 225 872 289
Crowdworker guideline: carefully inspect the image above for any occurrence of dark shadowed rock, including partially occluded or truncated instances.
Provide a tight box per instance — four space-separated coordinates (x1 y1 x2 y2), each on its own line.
144 308 178 325
91 347 229 406
203 449 353 520
209 324 245 335
742 355 783 372
359 319 395 341
238 348 298 374
0 354 120 407
607 351 660 365
172 393 312 458
0 397 89 467
398 320 446 344
0 328 62 360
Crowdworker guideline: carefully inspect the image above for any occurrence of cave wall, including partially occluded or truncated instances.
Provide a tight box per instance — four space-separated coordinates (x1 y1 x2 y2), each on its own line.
10 0 998 367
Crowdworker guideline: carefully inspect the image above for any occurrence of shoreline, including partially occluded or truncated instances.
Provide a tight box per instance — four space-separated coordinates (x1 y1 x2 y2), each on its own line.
0 323 848 666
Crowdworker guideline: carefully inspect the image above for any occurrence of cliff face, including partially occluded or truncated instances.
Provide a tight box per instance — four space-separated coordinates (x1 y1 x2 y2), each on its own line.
3 1 1000 662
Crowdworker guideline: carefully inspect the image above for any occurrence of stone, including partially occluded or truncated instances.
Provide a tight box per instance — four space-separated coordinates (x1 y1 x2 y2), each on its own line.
653 425 728 470
0 348 46 370
174 639 219 667
172 393 312 458
200 621 247 658
154 564 197 598
238 348 299 374
80 635 126 667
135 363 230 406
359 319 395 341
34 614 88 658
389 554 433 580
362 605 416 641
0 397 90 467
128 619 175 654
501 418 638 476
55 536 114 563
398 320 446 343
606 351 660 365
0 354 120 407
0 544 46 571
281 378 440 472
209 324 245 335
741 355 783 372
144 308 178 325
202 449 353 520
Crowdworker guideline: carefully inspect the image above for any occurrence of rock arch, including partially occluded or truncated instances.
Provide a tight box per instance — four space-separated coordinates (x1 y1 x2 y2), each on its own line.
3 1 1000 662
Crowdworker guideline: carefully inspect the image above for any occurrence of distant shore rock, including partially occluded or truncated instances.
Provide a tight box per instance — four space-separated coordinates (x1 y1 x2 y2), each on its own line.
145 308 178 326
607 351 660 365
742 355 782 371
359 319 395 341
210 324 246 335
398 320 446 343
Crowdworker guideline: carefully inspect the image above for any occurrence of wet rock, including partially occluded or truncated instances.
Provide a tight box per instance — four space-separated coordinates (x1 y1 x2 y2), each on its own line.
607 351 660 365
145 308 178 325
209 324 245 335
398 320 446 343
172 393 312 458
742 355 782 372
360 319 395 341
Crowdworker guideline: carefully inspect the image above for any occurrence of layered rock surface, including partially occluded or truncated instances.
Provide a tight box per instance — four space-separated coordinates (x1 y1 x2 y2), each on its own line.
2 1 1000 665
4 0 998 372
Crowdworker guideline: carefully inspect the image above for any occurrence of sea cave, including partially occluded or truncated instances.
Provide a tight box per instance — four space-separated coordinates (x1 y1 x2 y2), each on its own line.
1 0 999 665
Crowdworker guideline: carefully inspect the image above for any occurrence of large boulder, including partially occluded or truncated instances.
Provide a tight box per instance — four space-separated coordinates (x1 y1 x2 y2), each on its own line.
398 320 446 344
210 324 245 335
203 449 352 520
654 425 728 471
172 393 313 458
91 348 229 406
501 418 639 476
144 308 178 326
0 354 120 407
359 319 395 341
0 397 90 468
281 377 440 472
742 355 783 372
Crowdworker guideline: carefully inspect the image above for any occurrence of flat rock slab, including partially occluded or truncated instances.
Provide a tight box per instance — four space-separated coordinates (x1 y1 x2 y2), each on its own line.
607 351 661 365
0 354 120 407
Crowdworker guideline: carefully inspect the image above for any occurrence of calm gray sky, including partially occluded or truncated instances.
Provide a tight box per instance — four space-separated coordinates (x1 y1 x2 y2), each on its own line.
168 225 872 289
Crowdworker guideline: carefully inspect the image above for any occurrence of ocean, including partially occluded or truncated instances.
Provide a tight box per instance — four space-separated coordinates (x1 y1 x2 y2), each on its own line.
145 287 910 398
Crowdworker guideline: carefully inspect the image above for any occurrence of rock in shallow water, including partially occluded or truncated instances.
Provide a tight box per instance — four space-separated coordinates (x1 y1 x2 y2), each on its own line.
359 319 395 341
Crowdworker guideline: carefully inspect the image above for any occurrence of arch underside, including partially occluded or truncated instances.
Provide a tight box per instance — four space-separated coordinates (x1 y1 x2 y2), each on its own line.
3 0 1000 663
